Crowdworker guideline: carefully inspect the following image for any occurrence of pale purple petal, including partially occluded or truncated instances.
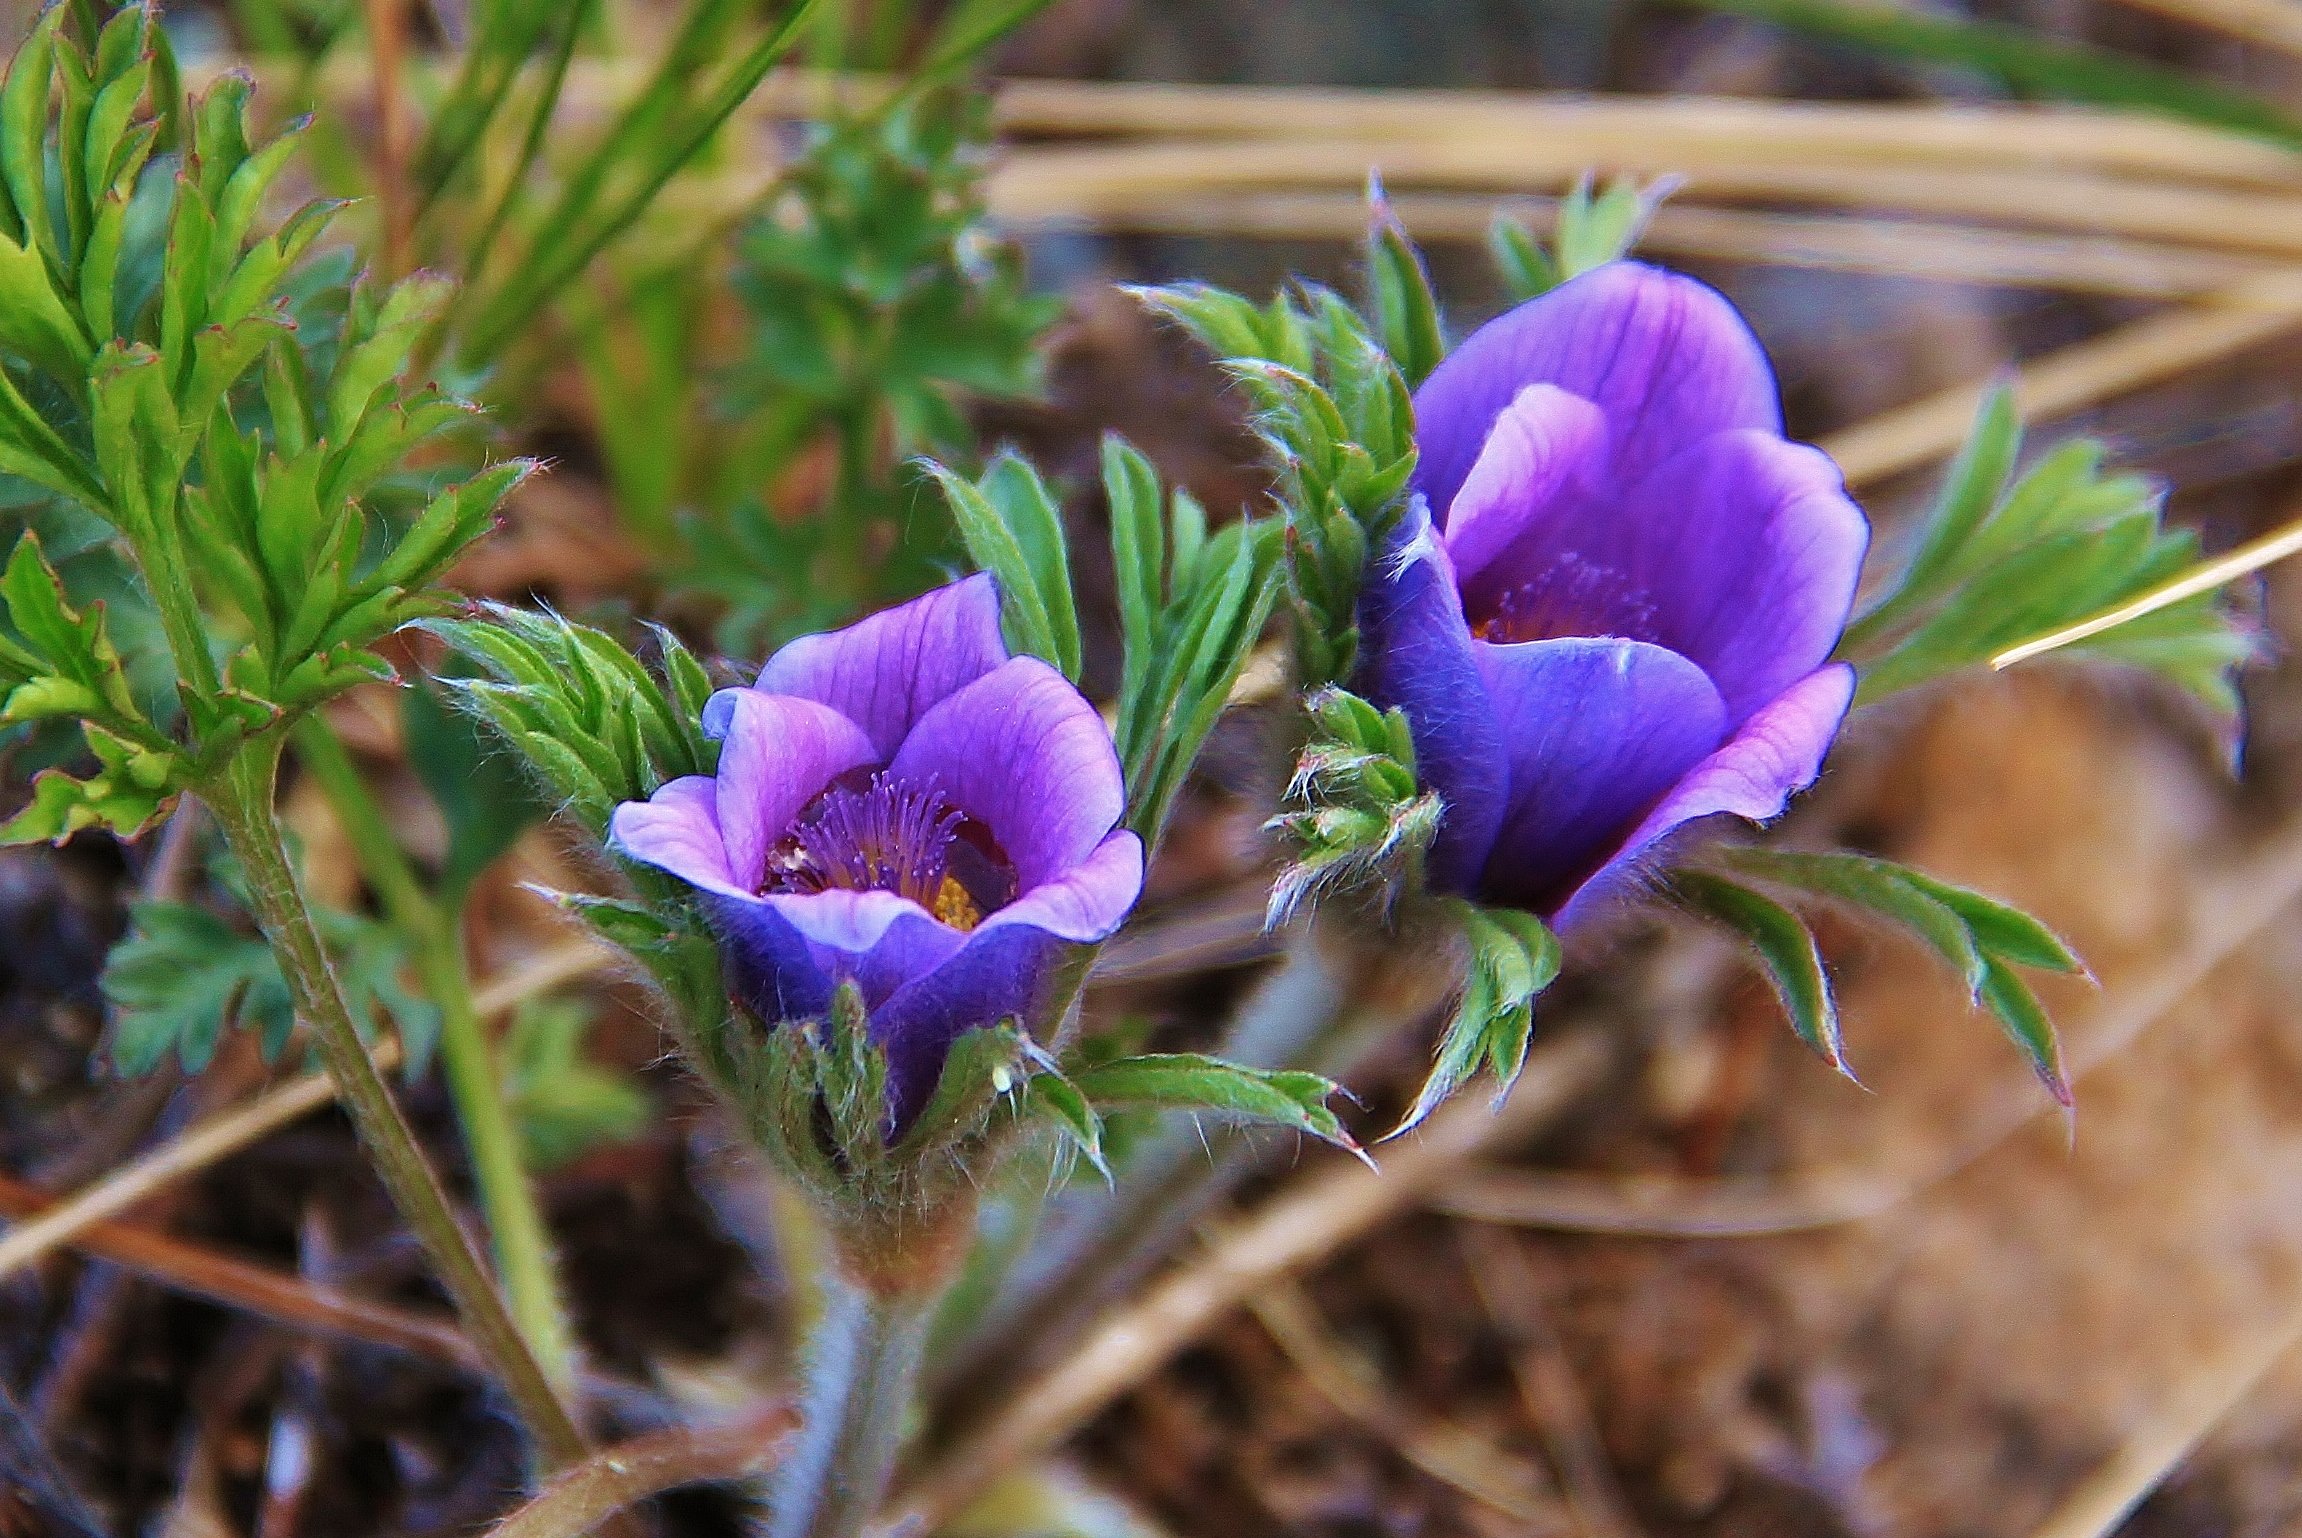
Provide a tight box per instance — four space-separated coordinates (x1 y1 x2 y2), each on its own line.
888 656 1125 891
977 829 1144 944
1355 502 1507 894
708 689 879 891
606 777 747 901
750 572 1010 759
1553 663 1855 931
1438 384 1610 590
1413 262 1781 523
1593 430 1868 724
1470 637 1726 912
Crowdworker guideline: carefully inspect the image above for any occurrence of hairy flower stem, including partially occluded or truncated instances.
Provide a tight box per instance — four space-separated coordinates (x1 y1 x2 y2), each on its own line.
291 718 578 1390
766 1269 936 1538
208 737 591 1471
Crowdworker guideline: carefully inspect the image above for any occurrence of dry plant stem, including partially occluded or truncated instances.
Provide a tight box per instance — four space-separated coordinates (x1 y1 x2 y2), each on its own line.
1038 189 2291 300
199 65 2302 189
1823 276 2302 488
2025 1310 2302 1538
0 1170 481 1370
937 927 1358 1401
988 142 2302 256
0 938 598 1282
361 0 413 276
207 738 590 1472
486 1404 799 1538
1248 1279 1562 1525
885 1026 1612 1535
294 717 576 1390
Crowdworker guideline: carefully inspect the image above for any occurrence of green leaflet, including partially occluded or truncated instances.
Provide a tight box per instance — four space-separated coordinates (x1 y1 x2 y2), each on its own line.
1672 869 1847 1075
1843 385 2256 722
1712 847 2084 1103
1489 174 1673 303
1392 901 1562 1136
1100 436 1282 848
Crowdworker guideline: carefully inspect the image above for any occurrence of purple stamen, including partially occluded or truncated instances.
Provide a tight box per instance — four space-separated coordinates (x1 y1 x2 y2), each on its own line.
766 772 963 904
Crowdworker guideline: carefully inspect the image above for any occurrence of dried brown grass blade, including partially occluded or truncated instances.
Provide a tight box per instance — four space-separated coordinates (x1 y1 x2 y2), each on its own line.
0 1170 481 1369
483 1405 797 1538
1823 275 2302 488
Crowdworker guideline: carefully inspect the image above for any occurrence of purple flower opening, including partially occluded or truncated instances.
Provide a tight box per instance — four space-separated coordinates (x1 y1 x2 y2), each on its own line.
1358 261 1871 929
607 574 1143 1128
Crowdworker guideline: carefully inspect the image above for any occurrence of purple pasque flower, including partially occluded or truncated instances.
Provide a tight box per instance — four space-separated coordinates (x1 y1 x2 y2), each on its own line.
1360 261 1870 929
609 575 1143 1127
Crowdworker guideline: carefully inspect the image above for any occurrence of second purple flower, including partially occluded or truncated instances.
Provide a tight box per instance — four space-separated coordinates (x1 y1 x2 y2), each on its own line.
610 575 1144 1126
1360 261 1871 928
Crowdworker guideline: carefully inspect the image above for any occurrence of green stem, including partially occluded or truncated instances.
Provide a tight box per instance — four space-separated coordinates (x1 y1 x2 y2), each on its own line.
766 1272 934 1538
290 716 578 1391
207 735 591 1471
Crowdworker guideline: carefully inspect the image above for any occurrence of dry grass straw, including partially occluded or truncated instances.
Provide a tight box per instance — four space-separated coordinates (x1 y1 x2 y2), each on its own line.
2111 0 2302 57
481 1403 798 1538
1247 1278 1563 1526
882 1027 1612 1535
1044 190 2292 300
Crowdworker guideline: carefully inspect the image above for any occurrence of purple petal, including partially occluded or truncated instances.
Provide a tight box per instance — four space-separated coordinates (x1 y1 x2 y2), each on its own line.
695 892 836 1024
1599 430 1868 724
978 829 1145 944
867 830 1144 1131
1470 637 1727 913
607 777 746 900
764 890 969 1006
1413 262 1781 525
1554 663 1855 931
707 689 879 891
750 573 1010 759
870 925 1067 1133
1356 502 1508 894
1440 384 1610 591
887 656 1125 892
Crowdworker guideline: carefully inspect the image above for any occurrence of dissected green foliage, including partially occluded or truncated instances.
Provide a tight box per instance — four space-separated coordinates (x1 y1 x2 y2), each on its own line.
1687 847 2087 1103
104 864 440 1077
1135 278 1417 688
1489 174 1674 303
0 9 520 844
1842 385 2255 717
501 995 653 1170
1266 685 1441 925
671 92 1059 649
423 604 719 838
1394 900 1561 1136
1100 436 1282 847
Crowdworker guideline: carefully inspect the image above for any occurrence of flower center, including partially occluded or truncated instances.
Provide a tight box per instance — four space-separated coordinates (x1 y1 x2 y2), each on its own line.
760 771 1015 931
1474 553 1657 646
